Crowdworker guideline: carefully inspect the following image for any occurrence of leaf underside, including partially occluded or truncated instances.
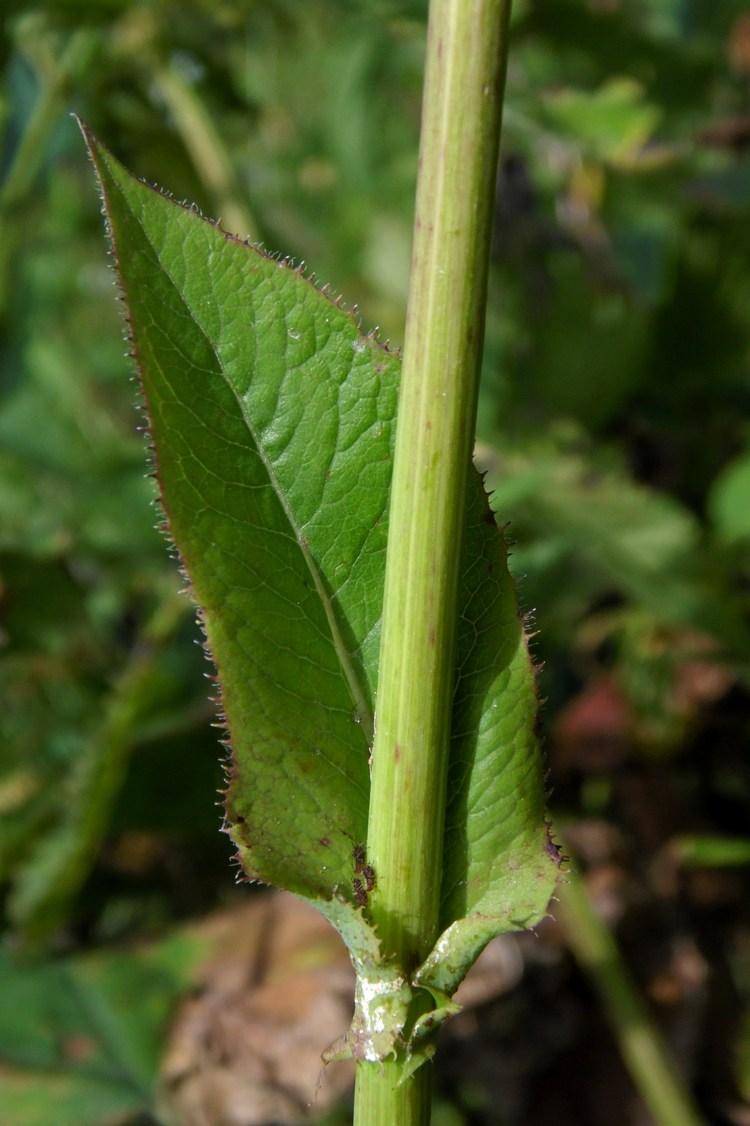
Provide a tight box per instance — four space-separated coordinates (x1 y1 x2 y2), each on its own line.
84 126 558 991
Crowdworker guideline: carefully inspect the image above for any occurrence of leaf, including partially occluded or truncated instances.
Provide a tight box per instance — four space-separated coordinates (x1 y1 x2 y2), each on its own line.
82 126 558 997
0 936 195 1121
159 892 357 1122
481 439 750 652
542 78 661 166
0 928 211 1126
709 445 750 544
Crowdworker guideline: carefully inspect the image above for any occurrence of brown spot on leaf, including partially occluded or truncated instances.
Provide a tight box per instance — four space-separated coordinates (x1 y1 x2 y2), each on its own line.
544 824 566 867
353 878 367 908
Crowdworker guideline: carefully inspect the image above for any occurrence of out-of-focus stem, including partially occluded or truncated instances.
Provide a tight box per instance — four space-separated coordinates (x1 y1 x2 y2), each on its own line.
151 62 259 242
558 865 706 1126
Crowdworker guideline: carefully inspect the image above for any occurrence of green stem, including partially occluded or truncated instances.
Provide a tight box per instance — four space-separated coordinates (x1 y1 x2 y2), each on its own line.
355 0 511 1120
11 589 188 939
151 61 259 242
558 865 706 1126
354 1060 432 1126
0 21 98 313
368 0 511 971
0 24 97 212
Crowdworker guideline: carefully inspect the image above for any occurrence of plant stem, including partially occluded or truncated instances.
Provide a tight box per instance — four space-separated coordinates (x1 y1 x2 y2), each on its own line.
151 61 259 242
368 0 511 972
558 866 706 1126
355 0 512 1120
0 20 97 313
0 22 96 212
354 1060 432 1126
10 588 188 939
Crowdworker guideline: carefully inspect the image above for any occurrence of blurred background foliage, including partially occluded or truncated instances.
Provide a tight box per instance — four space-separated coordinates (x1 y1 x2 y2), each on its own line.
2 1 750 1123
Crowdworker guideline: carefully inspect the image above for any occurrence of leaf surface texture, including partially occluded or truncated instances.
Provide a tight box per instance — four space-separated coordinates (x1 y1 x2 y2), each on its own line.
86 130 558 983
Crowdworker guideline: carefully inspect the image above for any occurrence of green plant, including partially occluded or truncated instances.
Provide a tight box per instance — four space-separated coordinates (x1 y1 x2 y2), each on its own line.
3 1 749 1123
82 2 558 1123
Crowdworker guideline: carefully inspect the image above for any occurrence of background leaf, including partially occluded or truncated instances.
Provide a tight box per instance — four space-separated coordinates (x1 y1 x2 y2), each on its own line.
0 935 201 1126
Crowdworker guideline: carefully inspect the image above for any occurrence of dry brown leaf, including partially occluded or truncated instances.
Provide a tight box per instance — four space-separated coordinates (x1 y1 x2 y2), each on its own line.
158 892 354 1126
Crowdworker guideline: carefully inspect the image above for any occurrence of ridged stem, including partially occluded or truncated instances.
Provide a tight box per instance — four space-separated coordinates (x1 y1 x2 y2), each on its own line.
355 1 512 1123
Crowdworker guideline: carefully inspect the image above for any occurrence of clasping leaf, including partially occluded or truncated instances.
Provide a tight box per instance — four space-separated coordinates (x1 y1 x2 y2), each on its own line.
82 125 559 1035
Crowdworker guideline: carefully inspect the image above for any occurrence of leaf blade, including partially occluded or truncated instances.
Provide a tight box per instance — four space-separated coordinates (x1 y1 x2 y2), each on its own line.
86 130 383 899
84 127 558 978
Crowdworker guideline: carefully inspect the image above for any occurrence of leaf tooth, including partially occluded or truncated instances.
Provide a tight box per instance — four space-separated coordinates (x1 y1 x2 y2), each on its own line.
544 822 567 869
